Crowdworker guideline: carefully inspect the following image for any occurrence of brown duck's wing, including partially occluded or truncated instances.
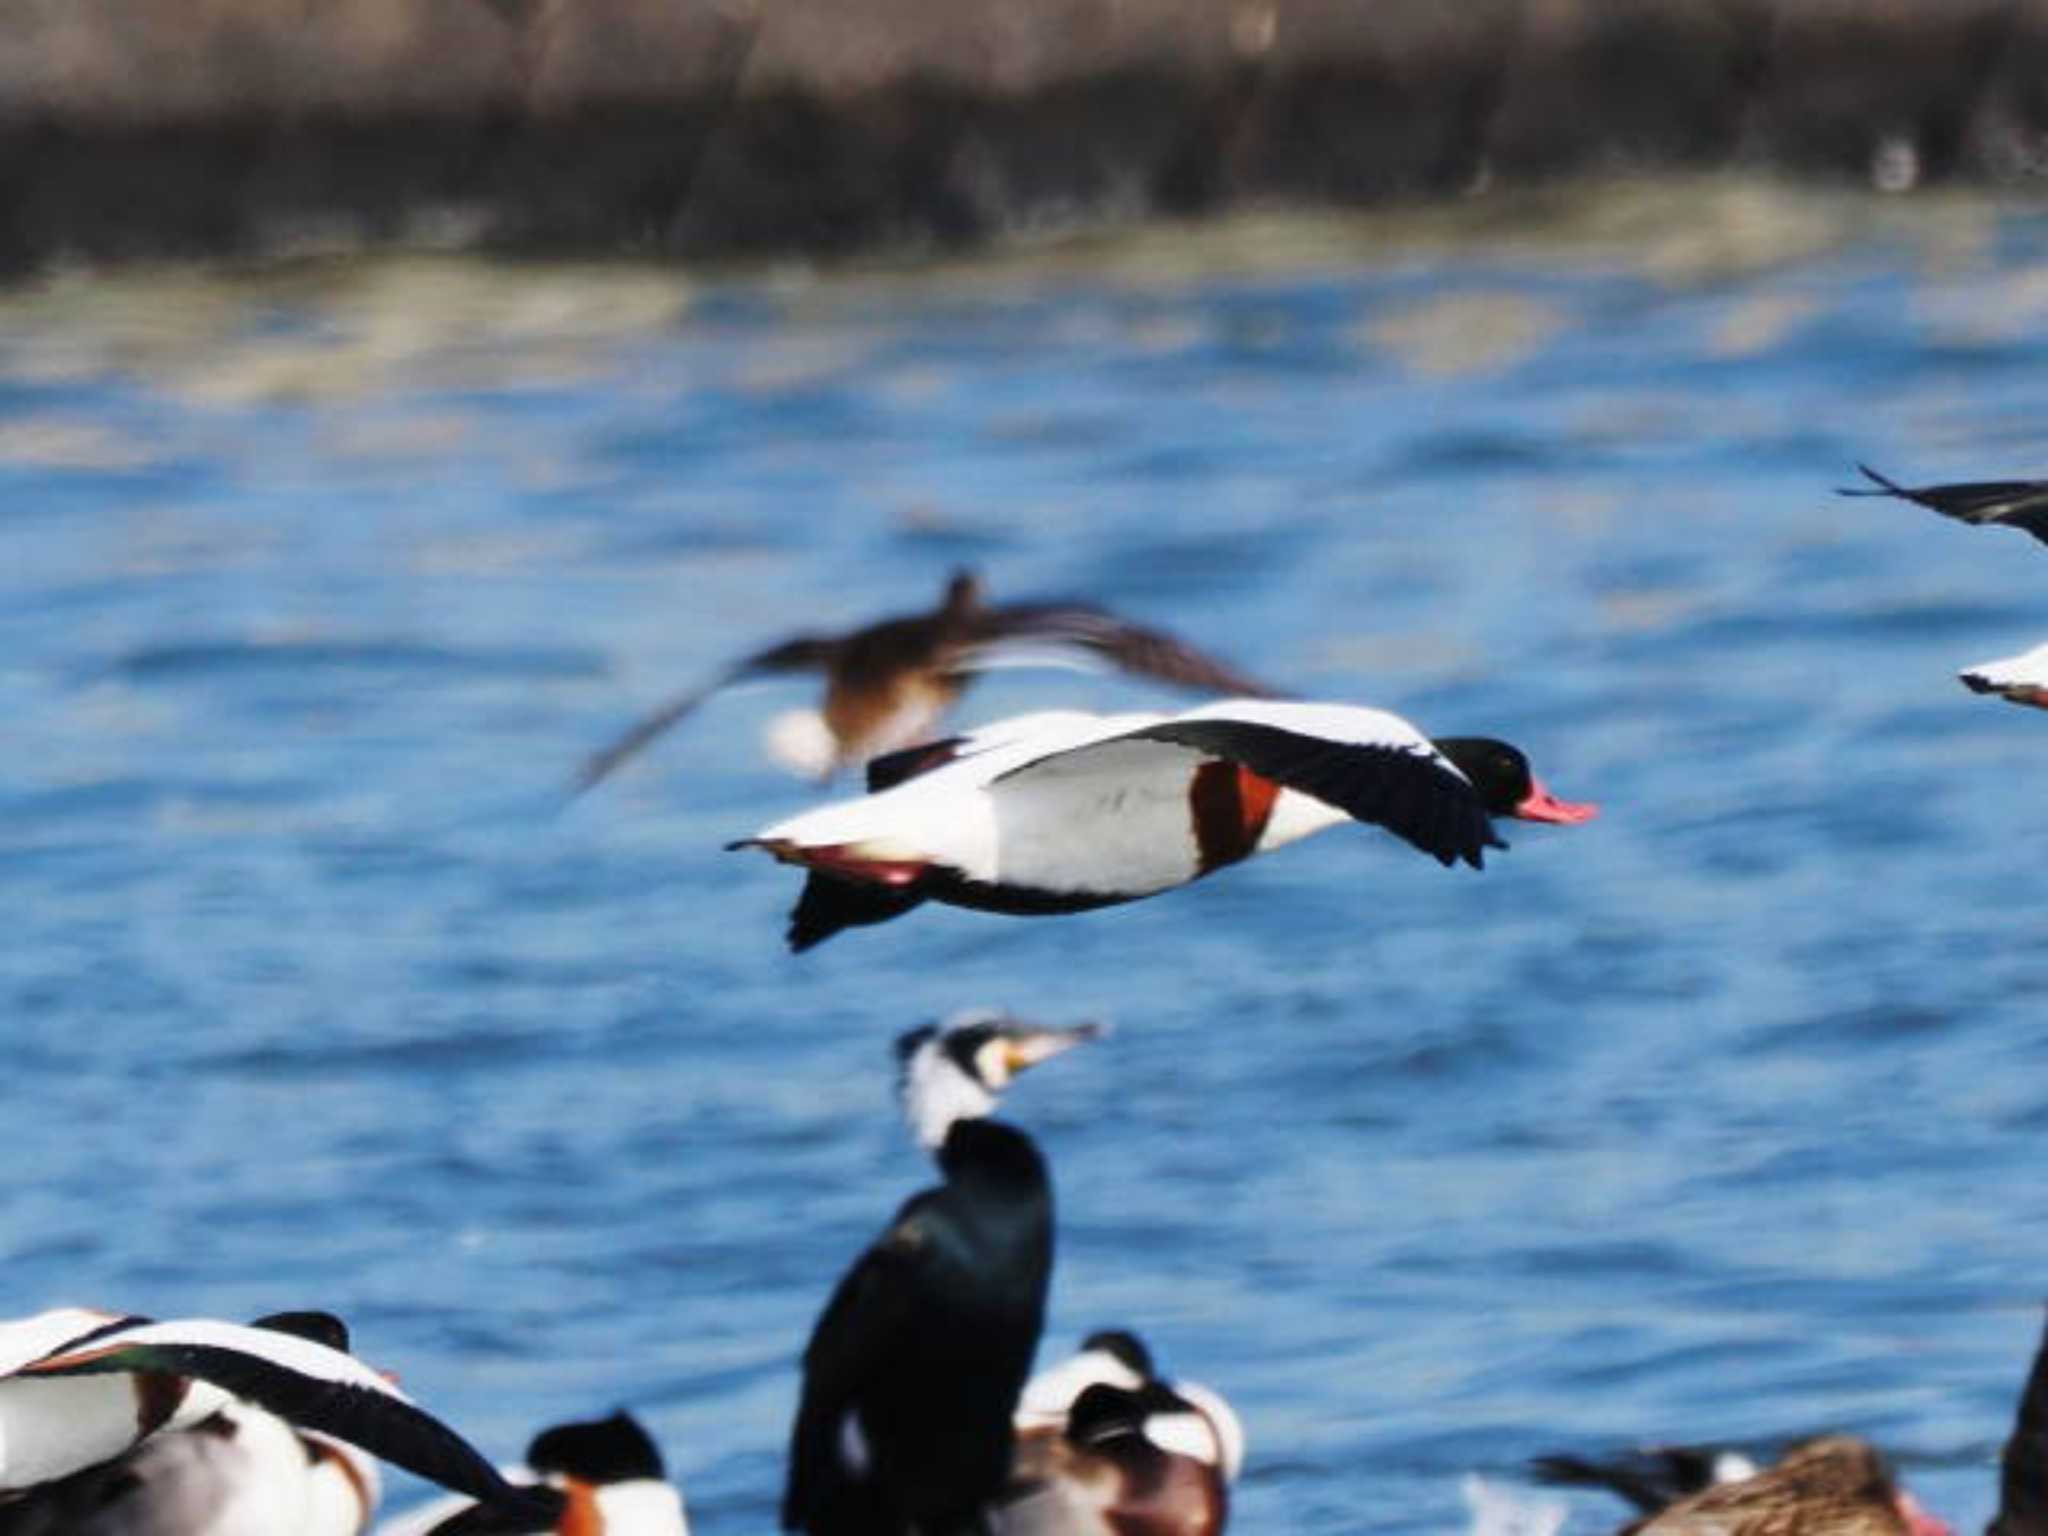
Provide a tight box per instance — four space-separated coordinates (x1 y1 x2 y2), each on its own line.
1531 1447 1737 1515
958 604 1279 698
1839 465 2048 545
571 635 841 795
1993 1314 2048 1536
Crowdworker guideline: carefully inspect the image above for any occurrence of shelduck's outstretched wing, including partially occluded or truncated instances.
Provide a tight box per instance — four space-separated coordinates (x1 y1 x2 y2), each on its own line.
957 604 1278 697
19 1318 553 1521
1000 700 1501 869
1840 464 2048 545
1992 1313 2048 1536
572 635 842 795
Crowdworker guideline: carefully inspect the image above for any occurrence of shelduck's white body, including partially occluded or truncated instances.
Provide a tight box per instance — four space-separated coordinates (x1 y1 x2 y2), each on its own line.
373 1477 689 1536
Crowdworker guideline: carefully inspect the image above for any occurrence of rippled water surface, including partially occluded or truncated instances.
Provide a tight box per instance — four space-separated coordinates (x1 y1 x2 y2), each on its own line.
6 186 2048 1532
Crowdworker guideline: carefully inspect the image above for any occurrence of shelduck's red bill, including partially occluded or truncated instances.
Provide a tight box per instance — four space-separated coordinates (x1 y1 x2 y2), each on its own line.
1509 780 1598 825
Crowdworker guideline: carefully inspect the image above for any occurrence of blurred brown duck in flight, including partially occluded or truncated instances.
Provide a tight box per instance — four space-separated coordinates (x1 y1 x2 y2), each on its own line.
1539 1435 1949 1536
573 570 1277 791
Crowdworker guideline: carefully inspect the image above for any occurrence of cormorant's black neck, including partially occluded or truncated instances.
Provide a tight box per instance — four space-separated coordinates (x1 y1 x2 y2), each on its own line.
939 1117 1048 1195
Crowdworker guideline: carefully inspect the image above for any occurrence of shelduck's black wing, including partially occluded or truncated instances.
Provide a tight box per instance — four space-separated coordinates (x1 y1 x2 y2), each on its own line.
958 603 1279 697
788 873 930 953
1993 1313 2048 1536
783 1203 932 1531
20 1321 554 1522
1107 703 1500 869
1840 464 2048 546
572 635 843 795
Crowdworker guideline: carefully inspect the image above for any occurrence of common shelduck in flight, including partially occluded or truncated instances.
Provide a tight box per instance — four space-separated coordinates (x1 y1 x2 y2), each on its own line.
782 1015 1095 1534
729 700 1596 950
1536 1436 1948 1536
572 569 1276 791
1000 1331 1242 1536
372 1411 689 1535
0 1308 548 1523
1842 465 2048 709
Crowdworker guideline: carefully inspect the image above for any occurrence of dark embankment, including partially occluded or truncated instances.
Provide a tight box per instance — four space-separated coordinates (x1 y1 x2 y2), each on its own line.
3 0 2045 273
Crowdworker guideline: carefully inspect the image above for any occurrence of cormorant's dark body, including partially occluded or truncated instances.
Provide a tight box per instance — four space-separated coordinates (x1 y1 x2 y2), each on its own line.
784 1119 1054 1535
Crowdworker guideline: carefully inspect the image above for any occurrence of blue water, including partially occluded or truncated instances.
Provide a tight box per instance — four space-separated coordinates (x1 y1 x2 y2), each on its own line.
5 212 2048 1532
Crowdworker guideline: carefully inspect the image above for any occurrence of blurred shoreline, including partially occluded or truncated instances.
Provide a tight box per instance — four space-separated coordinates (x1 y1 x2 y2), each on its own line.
6 0 2048 275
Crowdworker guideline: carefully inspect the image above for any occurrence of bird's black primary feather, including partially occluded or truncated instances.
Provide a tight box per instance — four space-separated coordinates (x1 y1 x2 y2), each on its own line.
1840 464 2048 545
1119 719 1500 869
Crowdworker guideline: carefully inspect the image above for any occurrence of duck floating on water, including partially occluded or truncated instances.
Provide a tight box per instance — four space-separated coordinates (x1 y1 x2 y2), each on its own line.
573 569 1276 791
2 1398 381 1536
372 1411 688 1536
0 1309 548 1525
782 1014 1097 1534
731 700 1596 950
999 1332 1242 1536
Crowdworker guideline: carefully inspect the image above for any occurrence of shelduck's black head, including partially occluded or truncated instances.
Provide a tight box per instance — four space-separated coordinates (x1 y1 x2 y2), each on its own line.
1432 737 1598 825
250 1311 351 1352
1079 1329 1156 1382
528 1410 665 1485
1066 1380 1223 1461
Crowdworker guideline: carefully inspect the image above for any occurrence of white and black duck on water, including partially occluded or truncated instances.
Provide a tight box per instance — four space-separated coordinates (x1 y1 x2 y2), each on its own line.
372 1411 688 1536
782 1014 1100 1535
0 1309 548 1527
574 569 1276 791
732 699 1596 950
998 1331 1243 1536
0 1397 381 1536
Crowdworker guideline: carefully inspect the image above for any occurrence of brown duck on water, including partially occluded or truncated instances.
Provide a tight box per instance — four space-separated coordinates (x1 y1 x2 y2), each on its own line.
573 569 1277 791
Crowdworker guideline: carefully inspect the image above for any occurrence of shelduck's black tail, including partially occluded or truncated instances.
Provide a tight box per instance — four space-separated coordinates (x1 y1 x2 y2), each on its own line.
788 873 928 952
